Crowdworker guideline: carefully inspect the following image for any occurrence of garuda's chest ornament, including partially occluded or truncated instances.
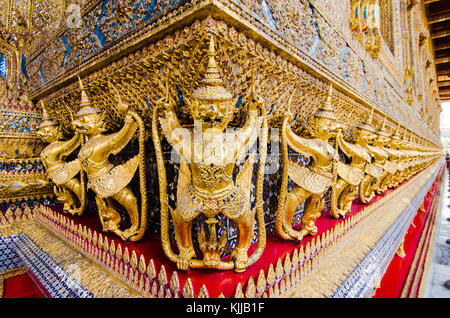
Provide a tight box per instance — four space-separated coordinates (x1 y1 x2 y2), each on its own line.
38 102 86 216
152 34 267 272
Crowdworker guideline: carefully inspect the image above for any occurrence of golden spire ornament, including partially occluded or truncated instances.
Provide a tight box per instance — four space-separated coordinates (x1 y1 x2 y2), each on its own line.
191 34 232 102
376 116 390 137
189 34 235 126
39 100 58 128
313 84 338 121
357 107 376 133
76 76 102 117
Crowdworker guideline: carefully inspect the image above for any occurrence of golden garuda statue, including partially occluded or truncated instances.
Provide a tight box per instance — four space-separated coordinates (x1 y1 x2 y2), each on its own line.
152 34 268 272
399 130 416 180
381 124 403 190
330 108 373 218
357 109 384 204
367 117 393 196
72 77 148 241
38 101 86 215
275 84 342 242
404 133 422 178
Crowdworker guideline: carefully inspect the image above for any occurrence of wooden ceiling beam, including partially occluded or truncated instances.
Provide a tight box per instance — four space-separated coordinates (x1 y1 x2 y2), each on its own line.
437 69 450 75
431 30 450 39
424 0 441 4
438 75 450 81
435 56 450 64
438 80 450 87
434 42 450 51
428 10 450 24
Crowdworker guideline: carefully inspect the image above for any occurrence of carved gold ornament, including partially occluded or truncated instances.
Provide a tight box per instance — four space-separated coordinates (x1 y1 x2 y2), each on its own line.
276 84 342 242
73 77 147 241
38 100 86 216
152 34 267 272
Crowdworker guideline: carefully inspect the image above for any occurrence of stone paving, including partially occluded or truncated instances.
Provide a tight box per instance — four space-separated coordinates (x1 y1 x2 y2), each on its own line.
424 168 450 297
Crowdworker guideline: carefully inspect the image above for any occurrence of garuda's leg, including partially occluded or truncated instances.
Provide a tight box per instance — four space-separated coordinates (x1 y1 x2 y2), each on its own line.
299 194 326 239
62 188 76 212
54 185 65 203
54 185 75 212
359 174 375 204
381 172 393 191
338 184 358 217
392 172 401 187
232 207 257 272
390 172 401 188
95 196 125 240
279 185 312 241
64 178 83 215
172 210 195 271
374 170 389 194
111 186 140 240
330 178 348 218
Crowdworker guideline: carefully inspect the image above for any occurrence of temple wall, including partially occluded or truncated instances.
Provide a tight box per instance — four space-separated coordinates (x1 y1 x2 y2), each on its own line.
0 0 445 298
24 0 441 144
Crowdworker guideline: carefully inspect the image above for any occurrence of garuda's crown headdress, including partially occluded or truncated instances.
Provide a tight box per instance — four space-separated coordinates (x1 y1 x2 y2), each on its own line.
76 76 102 117
189 34 234 122
313 84 339 121
38 100 59 128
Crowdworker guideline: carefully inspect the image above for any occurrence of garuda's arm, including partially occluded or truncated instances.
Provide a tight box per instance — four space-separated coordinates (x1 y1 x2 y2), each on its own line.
284 124 315 159
369 144 388 162
336 133 355 159
384 147 398 160
60 132 82 158
159 109 191 160
43 133 81 163
234 108 261 162
338 134 372 162
108 113 137 155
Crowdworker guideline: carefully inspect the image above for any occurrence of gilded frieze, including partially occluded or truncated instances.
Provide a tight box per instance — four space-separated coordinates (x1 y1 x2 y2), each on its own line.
35 17 337 134
0 169 53 204
33 14 410 146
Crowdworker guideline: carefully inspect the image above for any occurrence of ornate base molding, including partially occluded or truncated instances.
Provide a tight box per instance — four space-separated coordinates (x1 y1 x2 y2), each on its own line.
4 222 139 298
0 267 27 298
327 160 442 298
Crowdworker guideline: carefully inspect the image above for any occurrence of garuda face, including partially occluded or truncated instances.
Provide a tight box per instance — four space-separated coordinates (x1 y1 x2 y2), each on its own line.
305 116 342 140
37 124 62 143
72 112 106 137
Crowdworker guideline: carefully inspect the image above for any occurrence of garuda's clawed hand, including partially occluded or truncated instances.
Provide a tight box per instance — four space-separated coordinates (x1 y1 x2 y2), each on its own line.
249 70 264 112
157 78 177 116
109 81 130 115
